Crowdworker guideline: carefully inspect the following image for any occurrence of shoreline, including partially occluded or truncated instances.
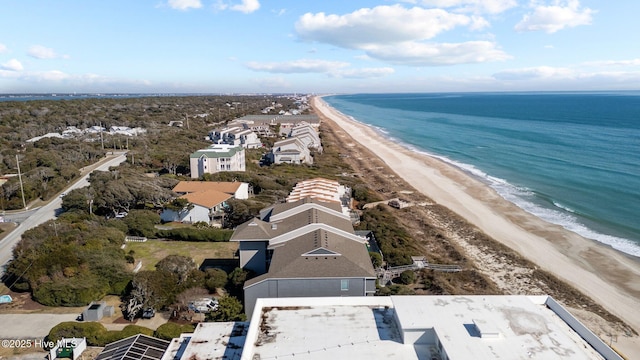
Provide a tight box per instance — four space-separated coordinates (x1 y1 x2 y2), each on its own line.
311 96 640 352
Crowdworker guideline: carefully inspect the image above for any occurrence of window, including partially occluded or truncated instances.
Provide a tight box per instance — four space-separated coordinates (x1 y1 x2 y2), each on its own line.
341 279 349 291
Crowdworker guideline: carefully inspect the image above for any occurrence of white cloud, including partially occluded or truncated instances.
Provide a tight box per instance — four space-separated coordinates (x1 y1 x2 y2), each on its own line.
28 45 68 59
366 41 511 66
515 0 594 33
1 59 23 71
245 59 395 79
470 15 490 30
167 0 202 10
252 76 292 90
582 59 640 67
245 59 349 73
493 66 575 80
295 5 509 67
0 43 7 53
490 65 640 90
231 0 260 14
296 5 471 49
330 67 395 79
417 0 518 14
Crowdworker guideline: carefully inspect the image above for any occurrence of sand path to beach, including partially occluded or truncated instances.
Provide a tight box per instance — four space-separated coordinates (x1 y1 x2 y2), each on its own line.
312 96 640 355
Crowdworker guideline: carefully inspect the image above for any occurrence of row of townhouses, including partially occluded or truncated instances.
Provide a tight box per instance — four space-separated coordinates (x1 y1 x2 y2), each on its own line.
267 122 322 165
189 114 322 177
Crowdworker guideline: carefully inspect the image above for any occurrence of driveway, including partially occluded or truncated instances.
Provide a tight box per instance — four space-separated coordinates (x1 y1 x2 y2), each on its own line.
0 314 78 339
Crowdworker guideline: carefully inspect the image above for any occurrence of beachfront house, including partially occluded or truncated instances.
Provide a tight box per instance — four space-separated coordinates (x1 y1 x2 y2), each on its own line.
288 122 322 152
231 196 376 316
189 144 245 178
268 137 312 165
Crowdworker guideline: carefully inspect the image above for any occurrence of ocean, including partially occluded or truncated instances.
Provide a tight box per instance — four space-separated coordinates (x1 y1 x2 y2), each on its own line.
323 92 640 258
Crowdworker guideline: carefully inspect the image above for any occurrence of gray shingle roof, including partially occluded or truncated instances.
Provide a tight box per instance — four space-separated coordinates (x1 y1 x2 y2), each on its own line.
231 203 352 242
245 228 375 287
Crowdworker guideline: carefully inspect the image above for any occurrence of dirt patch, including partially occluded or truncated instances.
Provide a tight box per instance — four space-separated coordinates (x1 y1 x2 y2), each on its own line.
0 222 17 241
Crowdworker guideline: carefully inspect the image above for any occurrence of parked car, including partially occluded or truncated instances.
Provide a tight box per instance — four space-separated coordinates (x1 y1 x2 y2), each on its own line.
189 298 219 313
142 308 155 319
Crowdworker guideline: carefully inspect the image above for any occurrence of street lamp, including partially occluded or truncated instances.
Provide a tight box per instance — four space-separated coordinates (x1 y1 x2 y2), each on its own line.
15 154 27 210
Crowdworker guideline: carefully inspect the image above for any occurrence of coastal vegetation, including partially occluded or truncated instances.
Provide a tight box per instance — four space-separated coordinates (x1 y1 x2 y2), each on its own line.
0 95 299 210
2 95 632 342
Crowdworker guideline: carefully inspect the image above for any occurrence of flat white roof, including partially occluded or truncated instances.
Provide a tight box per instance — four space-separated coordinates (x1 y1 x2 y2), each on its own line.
241 296 610 360
162 322 248 360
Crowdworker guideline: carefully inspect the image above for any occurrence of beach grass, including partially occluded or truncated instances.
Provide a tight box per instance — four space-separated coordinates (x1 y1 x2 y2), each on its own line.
123 240 238 271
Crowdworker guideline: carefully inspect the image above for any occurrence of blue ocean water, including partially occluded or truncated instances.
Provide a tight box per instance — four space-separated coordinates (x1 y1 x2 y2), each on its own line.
324 92 640 258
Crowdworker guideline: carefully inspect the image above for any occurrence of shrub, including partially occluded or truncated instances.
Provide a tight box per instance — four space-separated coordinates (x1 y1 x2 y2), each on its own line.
205 268 228 292
48 322 108 346
398 270 416 285
156 227 233 242
377 284 416 296
356 206 417 267
154 323 196 341
369 252 382 268
48 322 155 347
209 296 246 322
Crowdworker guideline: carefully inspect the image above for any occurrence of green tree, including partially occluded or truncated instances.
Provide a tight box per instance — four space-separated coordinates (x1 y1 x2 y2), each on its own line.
204 268 228 292
398 270 416 285
155 255 197 285
209 296 246 322
369 252 382 268
228 267 249 289
123 209 160 237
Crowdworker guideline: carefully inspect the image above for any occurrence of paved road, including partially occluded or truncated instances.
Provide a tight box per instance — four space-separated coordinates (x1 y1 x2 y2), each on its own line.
0 153 127 278
0 314 79 339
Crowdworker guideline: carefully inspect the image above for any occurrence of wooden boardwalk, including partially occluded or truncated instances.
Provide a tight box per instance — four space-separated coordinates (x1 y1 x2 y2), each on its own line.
376 261 462 285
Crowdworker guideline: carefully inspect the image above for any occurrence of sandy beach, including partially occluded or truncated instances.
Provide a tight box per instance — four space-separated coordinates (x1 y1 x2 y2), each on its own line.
311 96 640 355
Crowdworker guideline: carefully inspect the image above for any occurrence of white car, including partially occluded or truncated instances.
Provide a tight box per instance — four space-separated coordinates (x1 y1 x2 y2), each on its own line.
189 298 219 313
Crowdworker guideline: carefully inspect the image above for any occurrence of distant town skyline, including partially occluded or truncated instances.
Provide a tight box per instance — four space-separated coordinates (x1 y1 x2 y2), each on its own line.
1 0 638 93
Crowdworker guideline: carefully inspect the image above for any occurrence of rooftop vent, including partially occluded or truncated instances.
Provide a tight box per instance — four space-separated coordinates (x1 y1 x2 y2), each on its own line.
473 319 501 339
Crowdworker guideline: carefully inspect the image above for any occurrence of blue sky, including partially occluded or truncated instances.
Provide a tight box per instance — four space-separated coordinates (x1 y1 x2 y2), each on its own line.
1 0 638 93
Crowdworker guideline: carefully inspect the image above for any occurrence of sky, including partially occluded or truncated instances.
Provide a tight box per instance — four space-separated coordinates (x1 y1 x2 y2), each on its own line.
1 0 639 94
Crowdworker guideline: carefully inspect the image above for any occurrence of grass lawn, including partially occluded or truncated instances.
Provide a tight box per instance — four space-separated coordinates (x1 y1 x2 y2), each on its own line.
124 240 238 271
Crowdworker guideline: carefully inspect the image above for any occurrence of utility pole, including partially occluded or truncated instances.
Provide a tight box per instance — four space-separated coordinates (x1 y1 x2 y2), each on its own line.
15 154 27 210
100 122 104 150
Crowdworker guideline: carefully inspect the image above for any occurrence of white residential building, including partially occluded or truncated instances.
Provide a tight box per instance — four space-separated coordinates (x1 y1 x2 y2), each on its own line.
286 178 351 214
210 126 262 149
190 144 245 178
158 295 622 360
289 122 322 152
269 137 312 165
